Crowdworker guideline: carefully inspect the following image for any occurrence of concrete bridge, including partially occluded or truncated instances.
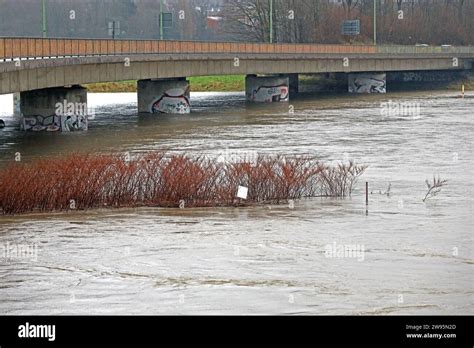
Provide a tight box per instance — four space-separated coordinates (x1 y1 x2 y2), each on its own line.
1 38 473 131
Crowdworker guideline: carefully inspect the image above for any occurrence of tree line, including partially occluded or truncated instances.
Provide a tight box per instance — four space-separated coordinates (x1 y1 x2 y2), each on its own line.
221 0 473 45
0 0 471 45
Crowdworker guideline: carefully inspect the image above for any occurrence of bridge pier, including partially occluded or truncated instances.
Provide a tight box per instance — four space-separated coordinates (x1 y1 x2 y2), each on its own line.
287 74 299 95
348 73 386 94
245 75 290 103
20 86 88 132
137 78 190 114
13 93 21 117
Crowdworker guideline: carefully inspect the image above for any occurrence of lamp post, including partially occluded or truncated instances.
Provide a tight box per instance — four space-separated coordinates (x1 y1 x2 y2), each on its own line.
269 0 273 43
42 0 47 38
160 0 164 40
373 0 377 45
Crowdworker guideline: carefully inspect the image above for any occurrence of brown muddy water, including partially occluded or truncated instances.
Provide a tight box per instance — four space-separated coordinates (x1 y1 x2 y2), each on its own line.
0 90 472 314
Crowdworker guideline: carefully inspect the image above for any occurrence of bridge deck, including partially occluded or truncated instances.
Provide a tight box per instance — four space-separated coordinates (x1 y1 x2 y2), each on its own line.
1 38 472 95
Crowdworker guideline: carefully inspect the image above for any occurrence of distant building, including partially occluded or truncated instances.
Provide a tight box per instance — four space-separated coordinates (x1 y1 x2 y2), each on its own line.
207 16 223 31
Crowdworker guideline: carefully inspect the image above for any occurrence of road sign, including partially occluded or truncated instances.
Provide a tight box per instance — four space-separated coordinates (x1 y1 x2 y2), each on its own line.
342 20 360 36
108 21 120 38
159 12 173 28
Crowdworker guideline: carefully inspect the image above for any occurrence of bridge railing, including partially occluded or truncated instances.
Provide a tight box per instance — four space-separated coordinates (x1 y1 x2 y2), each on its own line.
0 38 375 60
0 38 472 60
376 45 474 54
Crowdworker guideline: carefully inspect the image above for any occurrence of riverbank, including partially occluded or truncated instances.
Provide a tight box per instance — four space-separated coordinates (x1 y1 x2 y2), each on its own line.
86 75 245 93
85 74 473 93
452 71 474 90
85 75 337 93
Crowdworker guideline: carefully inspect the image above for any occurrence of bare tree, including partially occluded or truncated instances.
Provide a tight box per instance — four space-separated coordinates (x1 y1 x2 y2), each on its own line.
422 176 448 202
221 0 271 42
342 0 360 18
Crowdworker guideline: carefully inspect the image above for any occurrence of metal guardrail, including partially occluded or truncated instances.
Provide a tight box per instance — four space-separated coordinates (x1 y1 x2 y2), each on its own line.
0 38 372 60
0 38 472 60
375 45 474 55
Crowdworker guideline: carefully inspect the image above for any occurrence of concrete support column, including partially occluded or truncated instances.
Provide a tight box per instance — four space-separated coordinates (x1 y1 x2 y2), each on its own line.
348 73 386 93
20 86 88 132
13 93 21 117
288 74 299 96
138 78 190 114
245 75 289 103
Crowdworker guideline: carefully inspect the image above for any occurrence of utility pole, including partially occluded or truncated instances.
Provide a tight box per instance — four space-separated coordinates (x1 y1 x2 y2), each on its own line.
269 0 273 43
42 0 47 38
160 0 164 40
373 0 377 45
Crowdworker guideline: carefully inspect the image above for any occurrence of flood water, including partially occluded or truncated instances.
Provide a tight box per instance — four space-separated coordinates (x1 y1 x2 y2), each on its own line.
0 90 472 315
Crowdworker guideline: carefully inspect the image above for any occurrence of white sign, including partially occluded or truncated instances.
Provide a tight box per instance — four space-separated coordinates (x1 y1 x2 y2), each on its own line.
237 186 248 200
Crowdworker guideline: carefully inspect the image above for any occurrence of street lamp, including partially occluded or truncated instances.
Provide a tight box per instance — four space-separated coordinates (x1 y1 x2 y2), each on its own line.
269 0 273 43
373 0 377 45
42 0 47 38
160 0 164 40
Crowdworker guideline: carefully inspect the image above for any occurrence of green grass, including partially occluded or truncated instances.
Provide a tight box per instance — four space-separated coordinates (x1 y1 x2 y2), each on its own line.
188 75 244 92
85 81 136 93
84 74 473 93
85 75 245 93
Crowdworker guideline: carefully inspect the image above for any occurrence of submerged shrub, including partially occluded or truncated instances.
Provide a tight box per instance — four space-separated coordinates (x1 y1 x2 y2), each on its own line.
0 152 367 215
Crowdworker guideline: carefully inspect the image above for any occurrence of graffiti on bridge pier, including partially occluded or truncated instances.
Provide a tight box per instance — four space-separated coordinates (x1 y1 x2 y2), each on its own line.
151 87 191 114
22 114 88 132
248 84 289 103
348 73 387 94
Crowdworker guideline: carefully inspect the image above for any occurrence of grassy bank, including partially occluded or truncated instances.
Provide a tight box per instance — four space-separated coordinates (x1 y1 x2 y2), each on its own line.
85 74 473 93
299 74 347 92
86 81 136 93
447 80 474 91
86 75 245 93
189 75 244 92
